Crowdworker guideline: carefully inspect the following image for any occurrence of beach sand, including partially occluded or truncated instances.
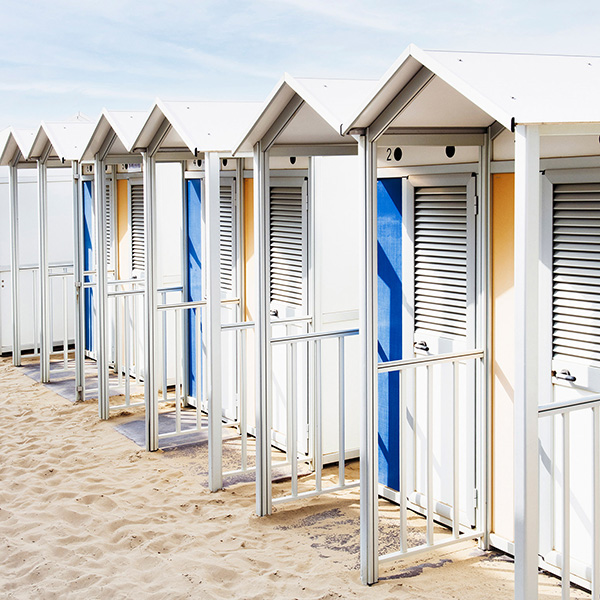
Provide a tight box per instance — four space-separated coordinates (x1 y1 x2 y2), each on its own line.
0 356 590 599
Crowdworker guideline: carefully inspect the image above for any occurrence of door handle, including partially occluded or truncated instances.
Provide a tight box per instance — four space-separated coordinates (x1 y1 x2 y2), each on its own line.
552 369 576 382
270 309 279 318
414 340 429 352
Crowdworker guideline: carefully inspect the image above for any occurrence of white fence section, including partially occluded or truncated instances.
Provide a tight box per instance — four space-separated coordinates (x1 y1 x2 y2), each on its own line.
376 349 485 566
270 324 360 505
538 394 600 598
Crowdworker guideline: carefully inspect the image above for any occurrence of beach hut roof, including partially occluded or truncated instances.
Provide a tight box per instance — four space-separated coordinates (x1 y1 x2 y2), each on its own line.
344 44 600 133
235 74 377 154
0 128 37 166
80 109 149 161
29 119 96 163
132 100 262 155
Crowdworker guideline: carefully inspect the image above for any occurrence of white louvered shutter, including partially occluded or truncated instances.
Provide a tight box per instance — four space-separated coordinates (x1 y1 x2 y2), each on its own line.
553 182 600 366
220 183 235 293
269 185 305 307
413 184 468 338
130 182 145 272
105 180 113 269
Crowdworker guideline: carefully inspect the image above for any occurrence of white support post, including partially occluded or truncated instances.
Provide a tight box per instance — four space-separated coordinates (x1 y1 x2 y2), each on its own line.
72 161 85 402
143 151 159 451
359 132 379 585
37 159 50 383
205 152 223 491
254 142 272 516
95 156 110 419
513 124 540 600
8 162 20 367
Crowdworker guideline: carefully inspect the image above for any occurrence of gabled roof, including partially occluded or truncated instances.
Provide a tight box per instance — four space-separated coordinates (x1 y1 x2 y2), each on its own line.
29 120 96 162
81 109 149 161
345 44 600 133
235 74 377 153
0 128 37 166
132 99 262 155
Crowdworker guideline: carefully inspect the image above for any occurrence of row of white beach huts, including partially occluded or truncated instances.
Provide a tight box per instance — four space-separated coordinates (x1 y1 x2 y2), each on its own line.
2 45 600 599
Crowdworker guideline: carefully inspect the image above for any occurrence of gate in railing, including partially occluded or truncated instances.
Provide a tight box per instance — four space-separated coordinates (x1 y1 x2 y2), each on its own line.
373 349 486 569
270 325 360 504
11 263 75 374
537 394 600 599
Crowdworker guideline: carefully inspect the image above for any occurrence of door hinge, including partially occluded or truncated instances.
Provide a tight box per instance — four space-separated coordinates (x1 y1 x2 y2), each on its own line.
473 489 479 508
473 195 479 215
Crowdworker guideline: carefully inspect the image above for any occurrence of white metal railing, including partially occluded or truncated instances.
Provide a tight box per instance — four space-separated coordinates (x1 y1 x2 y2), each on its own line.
12 263 74 367
376 349 485 566
538 392 600 599
104 280 145 411
155 292 206 440
270 325 360 505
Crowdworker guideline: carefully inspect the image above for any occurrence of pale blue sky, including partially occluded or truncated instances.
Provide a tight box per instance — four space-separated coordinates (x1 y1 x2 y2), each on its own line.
1 0 599 130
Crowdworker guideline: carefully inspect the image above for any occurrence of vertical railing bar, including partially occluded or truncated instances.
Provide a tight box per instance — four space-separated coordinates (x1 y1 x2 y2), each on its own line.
291 341 298 498
240 326 248 471
338 336 345 488
196 306 201 431
124 294 131 406
593 405 600 600
63 274 68 368
175 308 181 435
562 411 570 600
132 283 139 382
33 272 38 355
116 291 123 388
453 360 460 539
399 368 407 554
162 291 168 402
426 363 434 547
49 272 54 361
285 325 294 468
315 338 322 494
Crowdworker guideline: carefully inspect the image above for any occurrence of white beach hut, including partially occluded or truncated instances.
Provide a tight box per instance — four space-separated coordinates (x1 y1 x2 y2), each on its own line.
345 44 600 598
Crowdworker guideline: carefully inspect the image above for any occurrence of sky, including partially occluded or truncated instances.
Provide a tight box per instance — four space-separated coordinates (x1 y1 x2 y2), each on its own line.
1 0 600 131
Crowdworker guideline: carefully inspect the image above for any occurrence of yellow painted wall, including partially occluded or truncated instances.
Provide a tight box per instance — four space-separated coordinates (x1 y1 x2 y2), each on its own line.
117 179 130 280
243 178 256 423
491 172 515 543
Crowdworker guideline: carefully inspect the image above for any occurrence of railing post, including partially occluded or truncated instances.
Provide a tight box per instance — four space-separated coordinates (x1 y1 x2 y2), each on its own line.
143 151 159 451
254 142 272 516
72 160 85 401
206 151 223 491
95 155 110 419
8 162 21 367
359 132 379 585
37 158 51 383
513 124 540 600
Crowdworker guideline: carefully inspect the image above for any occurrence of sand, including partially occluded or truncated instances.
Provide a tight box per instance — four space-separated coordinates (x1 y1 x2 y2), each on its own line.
0 356 590 599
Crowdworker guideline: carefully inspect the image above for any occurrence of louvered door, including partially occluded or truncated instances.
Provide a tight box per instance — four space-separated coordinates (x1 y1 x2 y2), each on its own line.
104 178 115 272
219 178 238 421
130 181 145 273
403 172 478 527
540 172 600 582
269 178 309 455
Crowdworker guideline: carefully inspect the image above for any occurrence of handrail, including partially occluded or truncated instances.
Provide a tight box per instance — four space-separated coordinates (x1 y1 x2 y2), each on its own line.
49 271 74 278
222 321 255 331
378 349 485 373
157 299 207 311
158 285 182 293
271 315 313 326
538 393 600 417
221 315 313 332
271 327 359 345
107 288 145 298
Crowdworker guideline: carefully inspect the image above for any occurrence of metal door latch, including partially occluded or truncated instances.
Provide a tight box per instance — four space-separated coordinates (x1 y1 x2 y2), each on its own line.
414 340 429 352
270 309 279 317
552 369 576 382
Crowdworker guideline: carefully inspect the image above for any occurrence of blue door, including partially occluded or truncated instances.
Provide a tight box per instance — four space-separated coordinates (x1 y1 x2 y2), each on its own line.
83 180 94 353
377 178 403 492
186 179 202 400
